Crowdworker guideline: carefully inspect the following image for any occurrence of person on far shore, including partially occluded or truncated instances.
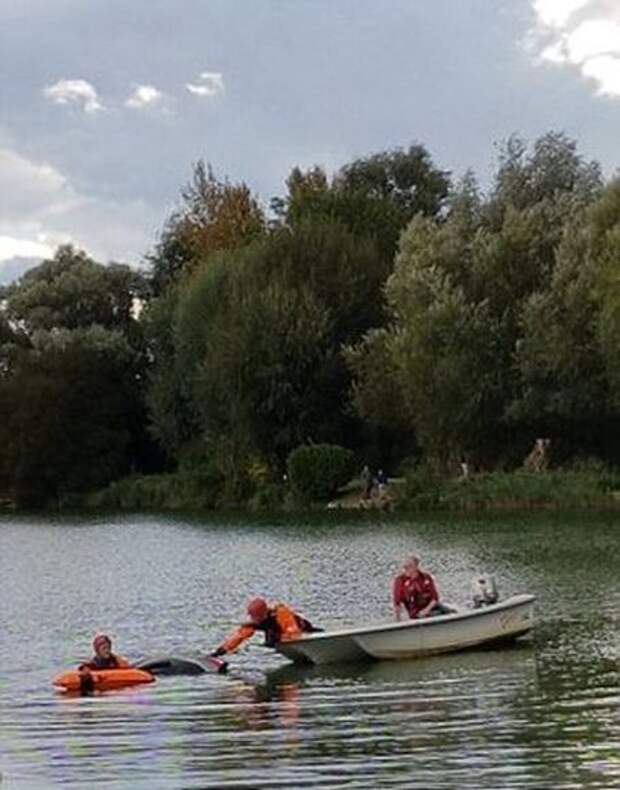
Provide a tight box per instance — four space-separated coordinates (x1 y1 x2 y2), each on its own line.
377 469 388 493
361 465 373 499
393 556 449 621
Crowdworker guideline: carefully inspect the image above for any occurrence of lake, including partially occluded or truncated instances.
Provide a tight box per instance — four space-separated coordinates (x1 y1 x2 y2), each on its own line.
0 511 618 789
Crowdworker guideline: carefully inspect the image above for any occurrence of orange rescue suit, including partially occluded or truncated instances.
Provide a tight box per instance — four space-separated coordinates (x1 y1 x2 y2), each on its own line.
218 603 312 654
78 654 131 671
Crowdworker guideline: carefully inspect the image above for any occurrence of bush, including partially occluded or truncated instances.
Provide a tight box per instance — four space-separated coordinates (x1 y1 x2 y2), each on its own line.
401 463 445 509
287 444 356 501
85 468 223 511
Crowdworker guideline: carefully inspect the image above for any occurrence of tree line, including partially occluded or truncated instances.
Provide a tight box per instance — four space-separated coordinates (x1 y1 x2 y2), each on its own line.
1 132 619 507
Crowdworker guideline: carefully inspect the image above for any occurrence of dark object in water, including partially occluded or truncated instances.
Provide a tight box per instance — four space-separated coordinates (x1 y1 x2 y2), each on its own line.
136 655 227 675
80 671 95 695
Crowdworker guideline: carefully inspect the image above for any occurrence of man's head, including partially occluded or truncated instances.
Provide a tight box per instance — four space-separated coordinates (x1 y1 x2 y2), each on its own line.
93 634 112 658
247 597 269 624
403 556 420 576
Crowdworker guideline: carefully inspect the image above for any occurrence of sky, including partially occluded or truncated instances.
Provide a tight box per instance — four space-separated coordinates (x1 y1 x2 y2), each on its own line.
1 0 620 283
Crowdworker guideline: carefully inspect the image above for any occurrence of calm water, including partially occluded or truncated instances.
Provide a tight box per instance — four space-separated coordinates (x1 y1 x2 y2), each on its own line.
0 511 618 789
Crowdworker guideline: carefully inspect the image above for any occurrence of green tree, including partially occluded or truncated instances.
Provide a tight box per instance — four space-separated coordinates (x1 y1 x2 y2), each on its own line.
0 247 155 505
0 330 141 506
148 219 386 474
4 245 147 337
149 161 266 293
274 145 450 260
347 133 606 468
488 131 602 220
510 180 620 460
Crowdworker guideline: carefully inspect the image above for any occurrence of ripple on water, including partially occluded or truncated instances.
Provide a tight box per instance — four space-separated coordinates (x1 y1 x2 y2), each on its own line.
0 512 618 789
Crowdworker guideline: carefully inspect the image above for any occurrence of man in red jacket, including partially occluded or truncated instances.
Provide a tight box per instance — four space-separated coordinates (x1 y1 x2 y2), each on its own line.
393 556 446 620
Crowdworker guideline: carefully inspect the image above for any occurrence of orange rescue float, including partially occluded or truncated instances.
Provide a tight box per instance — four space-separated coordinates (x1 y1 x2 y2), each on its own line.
53 668 155 692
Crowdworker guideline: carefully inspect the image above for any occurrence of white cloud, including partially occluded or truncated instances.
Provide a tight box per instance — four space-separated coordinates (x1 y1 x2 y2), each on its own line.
533 0 590 29
0 235 54 263
186 71 224 97
125 84 165 109
0 147 156 266
531 1 620 97
44 78 103 113
563 18 620 64
581 53 620 95
0 148 80 218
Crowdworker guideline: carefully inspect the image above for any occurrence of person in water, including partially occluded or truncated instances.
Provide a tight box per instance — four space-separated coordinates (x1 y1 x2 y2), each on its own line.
212 598 322 656
78 634 131 671
393 555 448 621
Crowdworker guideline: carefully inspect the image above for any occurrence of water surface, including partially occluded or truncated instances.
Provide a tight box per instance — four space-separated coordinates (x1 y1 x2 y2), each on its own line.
1 512 618 788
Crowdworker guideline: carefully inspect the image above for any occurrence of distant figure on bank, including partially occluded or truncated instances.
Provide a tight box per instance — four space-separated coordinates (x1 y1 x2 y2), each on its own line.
460 455 470 479
393 556 448 621
377 469 388 493
361 465 373 499
78 634 131 671
211 598 322 657
523 438 551 472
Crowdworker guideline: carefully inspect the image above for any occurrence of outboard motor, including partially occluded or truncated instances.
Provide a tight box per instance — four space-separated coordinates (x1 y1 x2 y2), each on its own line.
472 575 498 608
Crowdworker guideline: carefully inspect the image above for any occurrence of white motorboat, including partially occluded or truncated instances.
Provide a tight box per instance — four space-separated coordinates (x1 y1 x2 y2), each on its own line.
275 594 536 666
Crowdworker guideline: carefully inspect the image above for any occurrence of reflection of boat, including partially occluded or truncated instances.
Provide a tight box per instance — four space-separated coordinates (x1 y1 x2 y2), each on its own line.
267 640 534 686
275 594 535 665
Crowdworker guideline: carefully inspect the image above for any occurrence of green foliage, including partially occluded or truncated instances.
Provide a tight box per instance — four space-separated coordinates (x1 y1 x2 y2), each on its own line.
4 245 147 337
0 246 155 507
0 335 141 507
274 145 450 260
347 132 617 467
4 132 620 512
142 286 195 458
148 218 386 470
287 444 356 500
86 469 223 511
489 131 602 219
344 328 410 431
440 470 617 511
591 181 620 412
509 179 620 457
396 467 619 512
149 161 266 293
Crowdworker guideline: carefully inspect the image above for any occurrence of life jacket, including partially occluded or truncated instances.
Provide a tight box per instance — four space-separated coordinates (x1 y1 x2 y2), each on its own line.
256 604 312 647
219 603 320 653
80 653 130 670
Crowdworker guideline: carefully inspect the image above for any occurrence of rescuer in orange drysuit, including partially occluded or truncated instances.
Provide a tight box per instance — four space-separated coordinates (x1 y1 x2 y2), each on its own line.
212 598 322 656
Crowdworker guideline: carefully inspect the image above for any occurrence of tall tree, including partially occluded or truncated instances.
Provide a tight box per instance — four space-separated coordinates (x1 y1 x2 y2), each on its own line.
274 145 450 261
4 245 147 337
0 247 154 505
347 133 607 468
147 219 387 474
149 161 266 293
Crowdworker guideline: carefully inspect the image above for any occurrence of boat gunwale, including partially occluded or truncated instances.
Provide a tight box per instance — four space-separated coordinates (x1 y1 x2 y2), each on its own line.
284 594 536 645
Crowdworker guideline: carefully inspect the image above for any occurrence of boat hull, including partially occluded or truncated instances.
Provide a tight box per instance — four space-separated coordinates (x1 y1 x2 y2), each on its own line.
275 594 535 665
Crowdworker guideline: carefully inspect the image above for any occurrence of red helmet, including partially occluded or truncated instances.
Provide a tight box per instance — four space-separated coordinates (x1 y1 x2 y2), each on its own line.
93 634 111 653
247 598 269 622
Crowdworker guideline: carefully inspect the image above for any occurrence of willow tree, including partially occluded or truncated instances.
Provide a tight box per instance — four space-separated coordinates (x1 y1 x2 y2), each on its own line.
347 133 606 469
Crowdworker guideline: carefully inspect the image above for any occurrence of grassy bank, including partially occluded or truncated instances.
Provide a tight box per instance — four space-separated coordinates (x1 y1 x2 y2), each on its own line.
84 470 223 511
396 467 620 512
80 466 620 514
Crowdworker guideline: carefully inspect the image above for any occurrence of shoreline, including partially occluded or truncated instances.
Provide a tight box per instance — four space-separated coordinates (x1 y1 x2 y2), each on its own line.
3 469 619 516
